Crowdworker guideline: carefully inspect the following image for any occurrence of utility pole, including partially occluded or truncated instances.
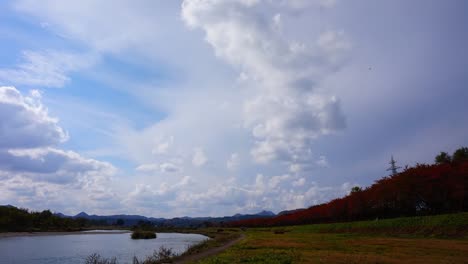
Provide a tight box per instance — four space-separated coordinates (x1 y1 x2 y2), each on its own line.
387 155 401 176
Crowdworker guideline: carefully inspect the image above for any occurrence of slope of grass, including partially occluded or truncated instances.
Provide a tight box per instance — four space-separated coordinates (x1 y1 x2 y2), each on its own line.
194 213 468 264
292 212 468 238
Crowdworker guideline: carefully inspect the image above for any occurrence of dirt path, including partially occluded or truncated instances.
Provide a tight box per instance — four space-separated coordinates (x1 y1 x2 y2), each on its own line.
175 233 246 263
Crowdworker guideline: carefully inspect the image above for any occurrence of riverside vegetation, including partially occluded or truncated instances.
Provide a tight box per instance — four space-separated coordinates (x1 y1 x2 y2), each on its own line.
131 230 157 239
0 206 106 232
85 246 175 264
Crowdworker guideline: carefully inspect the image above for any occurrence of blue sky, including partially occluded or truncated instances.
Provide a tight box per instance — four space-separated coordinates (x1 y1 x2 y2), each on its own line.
0 0 467 217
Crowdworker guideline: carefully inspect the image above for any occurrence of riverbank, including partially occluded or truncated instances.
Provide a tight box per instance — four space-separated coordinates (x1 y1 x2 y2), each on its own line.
174 233 245 263
195 213 468 263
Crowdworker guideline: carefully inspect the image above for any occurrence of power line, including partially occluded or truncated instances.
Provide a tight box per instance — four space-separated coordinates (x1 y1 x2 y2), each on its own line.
386 155 401 176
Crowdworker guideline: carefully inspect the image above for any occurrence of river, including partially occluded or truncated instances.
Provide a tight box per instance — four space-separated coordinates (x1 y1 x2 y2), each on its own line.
0 231 208 264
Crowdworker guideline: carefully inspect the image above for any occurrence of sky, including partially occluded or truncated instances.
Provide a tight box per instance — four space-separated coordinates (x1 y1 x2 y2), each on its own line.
0 0 467 217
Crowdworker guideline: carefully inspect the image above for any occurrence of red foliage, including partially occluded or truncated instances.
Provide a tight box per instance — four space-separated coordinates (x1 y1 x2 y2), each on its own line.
230 161 468 227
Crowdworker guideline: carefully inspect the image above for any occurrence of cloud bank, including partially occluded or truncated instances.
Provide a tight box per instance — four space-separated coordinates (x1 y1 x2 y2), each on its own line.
0 86 117 213
181 0 348 170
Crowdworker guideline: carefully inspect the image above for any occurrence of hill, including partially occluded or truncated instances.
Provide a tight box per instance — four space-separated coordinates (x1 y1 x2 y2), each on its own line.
231 152 468 227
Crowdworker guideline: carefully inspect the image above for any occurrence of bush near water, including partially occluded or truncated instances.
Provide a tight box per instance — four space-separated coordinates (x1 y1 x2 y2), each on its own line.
131 230 157 239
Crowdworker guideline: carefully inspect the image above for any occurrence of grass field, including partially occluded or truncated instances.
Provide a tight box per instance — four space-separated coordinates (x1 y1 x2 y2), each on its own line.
192 213 468 263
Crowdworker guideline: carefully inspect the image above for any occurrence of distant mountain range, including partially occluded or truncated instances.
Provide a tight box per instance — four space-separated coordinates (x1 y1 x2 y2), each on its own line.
2 203 305 228
53 210 277 228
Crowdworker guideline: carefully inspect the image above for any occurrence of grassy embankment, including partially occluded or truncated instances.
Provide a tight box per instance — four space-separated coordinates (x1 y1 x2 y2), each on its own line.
194 212 468 263
171 228 242 261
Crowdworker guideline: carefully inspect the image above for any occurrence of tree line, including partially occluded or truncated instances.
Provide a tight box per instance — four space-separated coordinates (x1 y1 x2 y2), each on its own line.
0 206 106 232
230 147 468 227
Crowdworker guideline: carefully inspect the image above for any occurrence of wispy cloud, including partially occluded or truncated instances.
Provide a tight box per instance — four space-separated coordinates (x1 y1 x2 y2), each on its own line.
0 50 97 88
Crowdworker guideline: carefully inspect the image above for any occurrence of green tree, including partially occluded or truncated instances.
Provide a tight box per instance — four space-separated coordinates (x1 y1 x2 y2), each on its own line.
452 147 468 162
435 151 451 164
116 219 124 226
351 186 362 193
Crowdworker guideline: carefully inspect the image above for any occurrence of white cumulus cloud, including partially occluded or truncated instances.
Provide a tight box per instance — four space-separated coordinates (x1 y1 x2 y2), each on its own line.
182 0 348 169
0 86 117 214
0 86 68 149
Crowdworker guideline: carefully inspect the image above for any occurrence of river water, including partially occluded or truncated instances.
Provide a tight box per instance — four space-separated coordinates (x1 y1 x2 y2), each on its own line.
0 231 208 264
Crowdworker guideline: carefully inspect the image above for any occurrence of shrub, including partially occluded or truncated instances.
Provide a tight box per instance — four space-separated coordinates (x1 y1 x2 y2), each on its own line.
131 230 157 239
132 247 176 264
86 247 176 264
85 253 117 264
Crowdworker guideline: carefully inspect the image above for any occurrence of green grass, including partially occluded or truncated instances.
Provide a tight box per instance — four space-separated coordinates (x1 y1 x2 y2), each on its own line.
202 249 300 264
193 213 468 264
292 212 468 238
